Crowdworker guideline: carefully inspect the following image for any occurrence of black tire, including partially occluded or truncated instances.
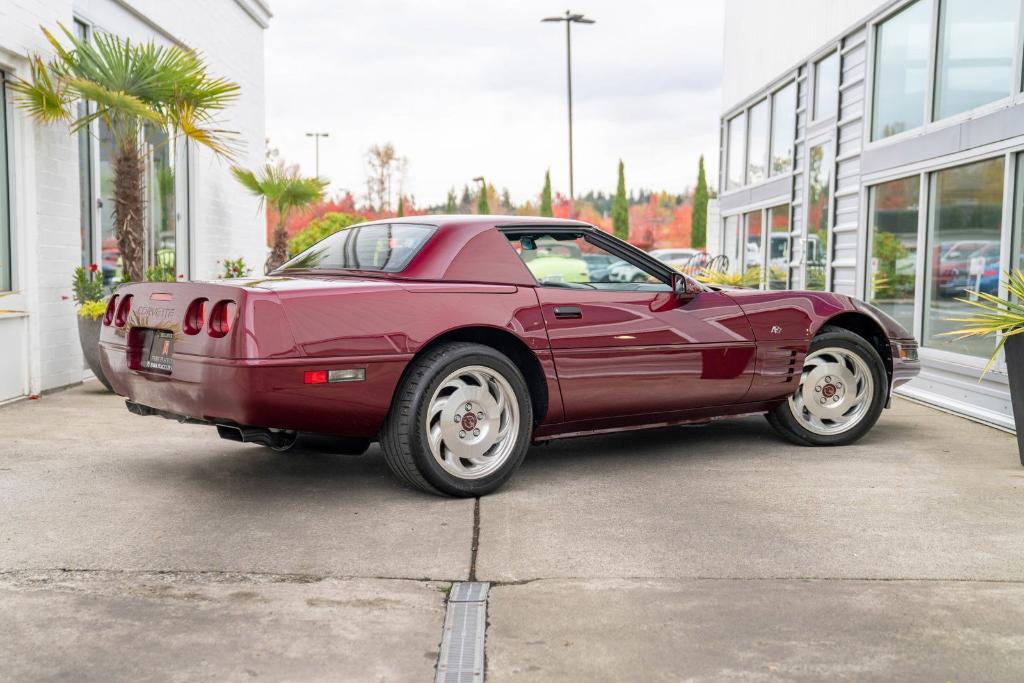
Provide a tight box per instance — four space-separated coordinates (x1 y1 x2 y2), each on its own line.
380 342 533 497
765 326 888 446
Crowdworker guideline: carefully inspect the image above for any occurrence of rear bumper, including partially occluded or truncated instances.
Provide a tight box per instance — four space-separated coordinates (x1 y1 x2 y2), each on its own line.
100 342 409 438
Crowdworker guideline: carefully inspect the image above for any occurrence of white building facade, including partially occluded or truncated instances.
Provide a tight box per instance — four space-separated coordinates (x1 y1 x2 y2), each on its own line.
0 0 270 403
716 0 1024 429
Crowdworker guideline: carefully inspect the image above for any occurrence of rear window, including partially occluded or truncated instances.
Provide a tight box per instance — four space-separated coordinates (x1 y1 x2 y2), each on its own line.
277 223 436 273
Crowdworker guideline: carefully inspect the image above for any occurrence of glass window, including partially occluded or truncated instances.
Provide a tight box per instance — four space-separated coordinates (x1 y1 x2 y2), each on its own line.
746 99 768 184
1015 154 1024 274
806 142 833 290
98 120 120 286
769 83 796 176
813 51 839 120
75 20 94 269
867 177 920 333
144 125 177 281
506 232 671 291
924 158 1005 356
281 223 436 273
723 214 740 272
872 0 932 140
0 73 10 292
743 210 763 287
726 113 745 190
934 0 1018 121
768 204 790 290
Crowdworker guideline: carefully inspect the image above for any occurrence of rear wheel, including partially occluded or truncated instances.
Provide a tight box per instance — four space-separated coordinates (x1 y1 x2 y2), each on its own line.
380 342 533 496
766 327 887 446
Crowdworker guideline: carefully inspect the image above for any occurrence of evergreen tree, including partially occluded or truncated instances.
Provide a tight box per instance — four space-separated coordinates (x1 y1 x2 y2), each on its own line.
460 184 472 210
477 182 490 214
396 196 405 217
612 160 629 240
692 155 708 249
445 188 456 214
540 170 553 217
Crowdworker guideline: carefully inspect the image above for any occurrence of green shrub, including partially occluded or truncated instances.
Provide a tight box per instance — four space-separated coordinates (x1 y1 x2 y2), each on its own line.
218 257 253 279
288 213 363 256
72 265 104 305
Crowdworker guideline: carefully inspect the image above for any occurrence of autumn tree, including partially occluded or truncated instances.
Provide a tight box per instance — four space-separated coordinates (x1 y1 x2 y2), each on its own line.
692 155 708 248
612 160 629 240
365 143 406 212
540 170 553 217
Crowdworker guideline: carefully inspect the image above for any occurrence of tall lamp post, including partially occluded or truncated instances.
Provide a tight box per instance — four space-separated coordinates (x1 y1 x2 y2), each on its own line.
305 132 329 178
542 10 594 202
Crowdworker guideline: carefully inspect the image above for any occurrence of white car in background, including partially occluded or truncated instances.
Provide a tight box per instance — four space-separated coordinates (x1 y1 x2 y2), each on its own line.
609 247 704 282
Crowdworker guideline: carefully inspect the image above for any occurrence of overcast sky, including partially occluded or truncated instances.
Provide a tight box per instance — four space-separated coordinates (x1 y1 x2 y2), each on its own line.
265 1 723 207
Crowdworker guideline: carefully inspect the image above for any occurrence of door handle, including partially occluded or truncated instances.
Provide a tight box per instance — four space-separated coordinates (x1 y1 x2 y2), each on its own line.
553 306 582 319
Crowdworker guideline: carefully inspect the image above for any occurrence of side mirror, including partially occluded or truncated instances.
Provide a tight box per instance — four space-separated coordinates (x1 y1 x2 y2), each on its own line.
672 273 700 301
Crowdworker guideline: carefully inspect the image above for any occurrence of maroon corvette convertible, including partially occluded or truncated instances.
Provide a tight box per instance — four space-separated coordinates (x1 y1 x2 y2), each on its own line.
100 216 920 496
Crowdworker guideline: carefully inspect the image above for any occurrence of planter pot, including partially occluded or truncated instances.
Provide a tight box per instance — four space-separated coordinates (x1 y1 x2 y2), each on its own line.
1003 333 1024 466
77 315 114 392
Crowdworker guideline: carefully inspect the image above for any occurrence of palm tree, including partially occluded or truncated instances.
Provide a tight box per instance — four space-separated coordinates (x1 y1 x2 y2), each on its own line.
9 25 240 283
232 163 327 271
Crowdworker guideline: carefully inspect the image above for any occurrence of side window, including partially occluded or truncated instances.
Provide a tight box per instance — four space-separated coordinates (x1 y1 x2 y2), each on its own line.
505 232 671 292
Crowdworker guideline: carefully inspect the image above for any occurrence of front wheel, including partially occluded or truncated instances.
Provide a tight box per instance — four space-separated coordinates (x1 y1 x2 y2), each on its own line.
766 327 888 446
380 342 533 497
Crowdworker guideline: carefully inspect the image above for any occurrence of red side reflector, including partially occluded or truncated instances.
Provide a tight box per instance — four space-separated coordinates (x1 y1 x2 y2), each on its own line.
304 370 328 384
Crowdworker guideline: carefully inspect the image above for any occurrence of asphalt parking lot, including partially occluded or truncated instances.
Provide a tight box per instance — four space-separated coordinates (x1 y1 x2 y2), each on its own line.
2 382 1024 681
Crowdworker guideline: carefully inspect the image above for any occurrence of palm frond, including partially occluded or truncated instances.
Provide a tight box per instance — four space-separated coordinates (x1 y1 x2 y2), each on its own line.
943 270 1024 376
6 56 74 124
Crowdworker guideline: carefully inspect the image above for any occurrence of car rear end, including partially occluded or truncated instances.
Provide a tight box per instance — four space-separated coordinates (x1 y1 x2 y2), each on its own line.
98 280 399 440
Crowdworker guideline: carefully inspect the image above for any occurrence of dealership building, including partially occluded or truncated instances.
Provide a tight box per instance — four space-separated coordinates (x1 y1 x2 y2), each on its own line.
0 0 270 403
713 0 1024 429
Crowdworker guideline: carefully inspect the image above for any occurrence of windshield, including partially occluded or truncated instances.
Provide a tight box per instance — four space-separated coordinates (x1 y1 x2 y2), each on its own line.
277 223 436 273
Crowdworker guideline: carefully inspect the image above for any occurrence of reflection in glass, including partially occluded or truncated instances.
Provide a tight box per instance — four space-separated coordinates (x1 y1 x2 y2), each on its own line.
727 113 746 190
934 0 1017 121
814 52 839 120
0 74 10 291
924 158 1004 356
769 83 796 176
723 215 740 273
806 143 832 291
768 204 790 290
98 120 120 286
867 177 920 332
744 210 763 288
872 0 931 140
281 223 435 273
145 125 176 281
1016 155 1024 276
75 20 93 268
746 99 768 185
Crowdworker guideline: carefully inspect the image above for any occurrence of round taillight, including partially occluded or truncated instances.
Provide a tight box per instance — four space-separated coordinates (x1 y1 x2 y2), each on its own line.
114 294 133 327
208 300 237 338
183 298 208 335
103 295 119 326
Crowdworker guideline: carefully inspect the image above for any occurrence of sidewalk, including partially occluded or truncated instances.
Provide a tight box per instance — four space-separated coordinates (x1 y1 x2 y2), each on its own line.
2 383 1023 680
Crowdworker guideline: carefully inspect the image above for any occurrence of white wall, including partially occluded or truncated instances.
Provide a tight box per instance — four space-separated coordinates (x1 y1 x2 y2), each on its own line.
722 0 884 111
0 0 268 399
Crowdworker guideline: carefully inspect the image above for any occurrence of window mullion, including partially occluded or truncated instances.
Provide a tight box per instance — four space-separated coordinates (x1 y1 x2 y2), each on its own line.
925 0 940 125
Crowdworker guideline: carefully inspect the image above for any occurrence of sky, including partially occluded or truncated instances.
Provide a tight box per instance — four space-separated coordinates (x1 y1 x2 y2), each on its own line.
265 1 724 208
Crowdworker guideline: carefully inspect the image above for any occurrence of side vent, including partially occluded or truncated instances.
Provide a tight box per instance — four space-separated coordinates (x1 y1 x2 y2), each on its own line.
785 349 798 383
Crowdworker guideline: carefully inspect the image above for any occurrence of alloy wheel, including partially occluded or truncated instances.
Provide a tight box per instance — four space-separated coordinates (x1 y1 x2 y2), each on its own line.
788 346 875 436
425 365 520 479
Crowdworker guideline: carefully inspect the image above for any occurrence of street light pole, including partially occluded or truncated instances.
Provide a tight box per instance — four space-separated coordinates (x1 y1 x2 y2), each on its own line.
542 10 594 202
304 132 329 178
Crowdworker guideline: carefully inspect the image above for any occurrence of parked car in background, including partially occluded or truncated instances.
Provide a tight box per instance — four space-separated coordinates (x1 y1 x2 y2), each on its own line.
582 253 621 283
101 216 920 497
648 248 702 268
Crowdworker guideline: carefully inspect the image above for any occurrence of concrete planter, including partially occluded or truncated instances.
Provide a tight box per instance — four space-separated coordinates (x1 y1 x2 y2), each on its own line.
1003 333 1024 466
77 315 114 392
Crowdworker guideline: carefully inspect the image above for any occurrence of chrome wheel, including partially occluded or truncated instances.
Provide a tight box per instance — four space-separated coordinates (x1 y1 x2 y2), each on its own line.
788 347 875 436
425 365 520 480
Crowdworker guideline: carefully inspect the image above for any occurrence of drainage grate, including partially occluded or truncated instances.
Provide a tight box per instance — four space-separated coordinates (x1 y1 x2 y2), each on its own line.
436 581 489 683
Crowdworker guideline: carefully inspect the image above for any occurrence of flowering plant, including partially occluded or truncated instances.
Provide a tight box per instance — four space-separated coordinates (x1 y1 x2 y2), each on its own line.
72 264 104 305
219 257 252 279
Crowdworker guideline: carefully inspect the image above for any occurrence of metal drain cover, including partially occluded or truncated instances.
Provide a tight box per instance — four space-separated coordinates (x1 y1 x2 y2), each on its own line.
436 581 489 682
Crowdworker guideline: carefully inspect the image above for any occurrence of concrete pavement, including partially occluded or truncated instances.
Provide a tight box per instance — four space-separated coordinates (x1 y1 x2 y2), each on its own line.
2 382 1023 681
